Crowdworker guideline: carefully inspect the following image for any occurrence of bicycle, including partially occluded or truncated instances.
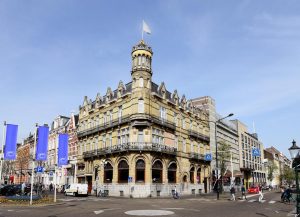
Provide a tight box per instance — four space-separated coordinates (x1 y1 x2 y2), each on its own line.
97 190 108 197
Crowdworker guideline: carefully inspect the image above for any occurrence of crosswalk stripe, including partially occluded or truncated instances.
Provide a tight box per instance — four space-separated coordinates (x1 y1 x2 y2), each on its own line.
269 200 276 204
248 199 256 203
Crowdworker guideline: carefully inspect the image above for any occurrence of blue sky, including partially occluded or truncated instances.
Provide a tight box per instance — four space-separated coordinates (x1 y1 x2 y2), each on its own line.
0 0 299 157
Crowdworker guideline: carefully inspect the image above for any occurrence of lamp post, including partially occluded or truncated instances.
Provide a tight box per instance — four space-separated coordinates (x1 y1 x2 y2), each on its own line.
215 113 234 200
289 140 300 215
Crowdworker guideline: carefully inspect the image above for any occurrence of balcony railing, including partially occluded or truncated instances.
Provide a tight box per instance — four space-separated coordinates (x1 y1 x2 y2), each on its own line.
188 130 210 142
83 142 177 159
151 116 176 131
189 152 205 160
77 115 131 138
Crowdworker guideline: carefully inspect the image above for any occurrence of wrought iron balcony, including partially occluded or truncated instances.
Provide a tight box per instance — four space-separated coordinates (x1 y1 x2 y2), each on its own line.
151 116 176 131
83 142 177 159
188 130 210 142
77 115 131 138
189 152 205 160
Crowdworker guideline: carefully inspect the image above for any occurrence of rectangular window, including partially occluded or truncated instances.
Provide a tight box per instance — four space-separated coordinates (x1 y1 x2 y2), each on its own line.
138 99 144 113
109 110 113 124
175 136 178 150
191 141 194 153
183 139 186 152
103 134 106 148
190 121 193 130
182 118 186 129
109 133 112 148
118 106 122 122
160 107 166 120
174 113 178 126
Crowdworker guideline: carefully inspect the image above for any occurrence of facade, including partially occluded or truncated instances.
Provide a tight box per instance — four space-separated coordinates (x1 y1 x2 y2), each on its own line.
76 40 211 197
192 96 240 191
264 146 291 187
231 120 266 188
65 113 79 185
14 138 32 184
46 116 70 186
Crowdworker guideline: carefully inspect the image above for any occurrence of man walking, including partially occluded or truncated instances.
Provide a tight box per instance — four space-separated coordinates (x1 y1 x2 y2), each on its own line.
241 185 247 200
258 185 264 202
230 186 236 201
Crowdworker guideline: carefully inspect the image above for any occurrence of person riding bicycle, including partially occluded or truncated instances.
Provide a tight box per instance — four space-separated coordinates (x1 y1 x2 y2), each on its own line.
281 187 292 202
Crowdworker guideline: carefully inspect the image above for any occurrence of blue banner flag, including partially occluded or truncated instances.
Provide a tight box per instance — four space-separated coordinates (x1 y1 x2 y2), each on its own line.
58 134 68 167
4 124 18 160
36 126 49 161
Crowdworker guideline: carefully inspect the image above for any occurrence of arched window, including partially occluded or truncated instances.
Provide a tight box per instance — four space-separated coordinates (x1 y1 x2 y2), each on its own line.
118 160 129 183
152 160 163 183
139 77 144 87
104 162 113 183
197 168 201 184
136 159 145 183
168 163 177 183
190 167 195 183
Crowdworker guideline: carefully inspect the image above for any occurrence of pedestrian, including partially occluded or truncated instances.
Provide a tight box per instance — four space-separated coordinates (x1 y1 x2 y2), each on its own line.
258 185 264 202
241 185 247 200
230 186 236 201
21 182 26 195
49 183 53 192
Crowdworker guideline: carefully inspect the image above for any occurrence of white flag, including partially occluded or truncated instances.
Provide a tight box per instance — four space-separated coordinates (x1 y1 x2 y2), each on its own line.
143 20 151 34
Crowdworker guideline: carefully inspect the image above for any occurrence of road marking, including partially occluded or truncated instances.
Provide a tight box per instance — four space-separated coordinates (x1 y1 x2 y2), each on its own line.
269 200 276 204
162 208 185 210
248 199 256 203
94 210 104 215
125 210 174 216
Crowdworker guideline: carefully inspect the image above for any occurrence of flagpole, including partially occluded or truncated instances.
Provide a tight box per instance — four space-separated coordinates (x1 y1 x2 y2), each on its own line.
30 123 38 205
54 136 58 203
0 121 7 184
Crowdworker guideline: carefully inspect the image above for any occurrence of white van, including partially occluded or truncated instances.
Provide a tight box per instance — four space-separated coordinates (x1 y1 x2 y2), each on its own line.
64 183 88 196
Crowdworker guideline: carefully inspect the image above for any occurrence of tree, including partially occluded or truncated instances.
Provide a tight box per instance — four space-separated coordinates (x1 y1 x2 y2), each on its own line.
280 166 295 186
218 141 231 193
266 161 278 184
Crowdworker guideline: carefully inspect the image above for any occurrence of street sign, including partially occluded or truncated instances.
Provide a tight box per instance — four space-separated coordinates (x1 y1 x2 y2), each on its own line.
128 176 132 183
49 171 53 177
205 153 212 161
36 166 44 173
252 148 260 157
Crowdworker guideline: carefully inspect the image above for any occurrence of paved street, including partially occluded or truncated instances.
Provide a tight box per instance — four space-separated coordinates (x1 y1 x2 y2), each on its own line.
0 191 296 217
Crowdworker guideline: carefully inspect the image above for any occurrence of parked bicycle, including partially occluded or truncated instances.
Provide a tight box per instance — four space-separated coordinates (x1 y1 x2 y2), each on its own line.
97 190 108 197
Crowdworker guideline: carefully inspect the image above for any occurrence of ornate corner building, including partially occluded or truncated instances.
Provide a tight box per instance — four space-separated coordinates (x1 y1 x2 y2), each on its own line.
76 40 211 197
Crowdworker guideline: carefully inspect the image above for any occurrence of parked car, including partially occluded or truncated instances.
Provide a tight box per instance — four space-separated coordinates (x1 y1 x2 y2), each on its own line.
64 184 88 197
0 185 21 196
248 186 259 194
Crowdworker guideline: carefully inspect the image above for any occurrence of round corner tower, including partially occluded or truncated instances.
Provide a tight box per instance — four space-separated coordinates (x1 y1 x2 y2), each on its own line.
131 40 153 89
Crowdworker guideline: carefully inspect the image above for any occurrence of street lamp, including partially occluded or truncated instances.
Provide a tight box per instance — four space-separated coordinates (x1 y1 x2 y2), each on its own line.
289 140 300 215
215 113 234 200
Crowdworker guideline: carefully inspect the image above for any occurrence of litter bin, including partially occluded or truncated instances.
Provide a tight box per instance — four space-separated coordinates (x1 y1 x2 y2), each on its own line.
191 189 195 195
157 190 160 197
120 190 124 196
199 189 202 194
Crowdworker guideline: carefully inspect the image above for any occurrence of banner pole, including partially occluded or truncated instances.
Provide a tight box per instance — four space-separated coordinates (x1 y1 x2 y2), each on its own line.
54 135 58 203
30 123 38 205
0 121 7 184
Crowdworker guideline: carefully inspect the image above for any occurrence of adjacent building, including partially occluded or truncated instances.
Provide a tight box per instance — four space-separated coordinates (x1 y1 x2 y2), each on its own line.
232 120 266 188
264 146 291 187
76 40 211 197
192 96 240 191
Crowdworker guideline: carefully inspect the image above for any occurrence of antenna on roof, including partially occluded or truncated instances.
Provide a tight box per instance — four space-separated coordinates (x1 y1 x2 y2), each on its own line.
253 121 256 133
